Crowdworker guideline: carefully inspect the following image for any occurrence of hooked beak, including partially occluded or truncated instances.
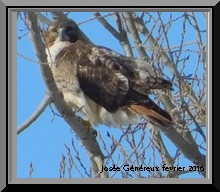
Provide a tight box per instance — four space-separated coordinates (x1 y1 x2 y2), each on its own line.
58 28 70 41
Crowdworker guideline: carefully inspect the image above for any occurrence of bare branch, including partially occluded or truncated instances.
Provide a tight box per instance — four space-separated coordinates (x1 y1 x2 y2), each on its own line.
93 12 122 42
93 12 133 57
36 12 52 25
157 123 206 177
26 12 106 178
123 12 149 59
17 91 52 135
133 14 205 115
150 129 174 167
19 11 206 178
132 14 206 168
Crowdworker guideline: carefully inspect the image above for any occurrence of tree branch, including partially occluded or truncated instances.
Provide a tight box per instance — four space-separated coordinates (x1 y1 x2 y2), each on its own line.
123 12 150 59
131 15 206 174
17 91 52 135
22 11 206 178
93 12 133 57
150 129 174 167
154 123 206 177
133 14 205 117
26 12 106 178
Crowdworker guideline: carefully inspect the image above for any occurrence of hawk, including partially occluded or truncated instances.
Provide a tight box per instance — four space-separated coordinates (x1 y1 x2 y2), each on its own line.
44 19 173 128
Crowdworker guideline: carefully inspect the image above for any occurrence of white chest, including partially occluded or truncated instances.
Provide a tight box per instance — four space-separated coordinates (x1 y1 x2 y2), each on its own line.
45 42 139 128
46 41 71 65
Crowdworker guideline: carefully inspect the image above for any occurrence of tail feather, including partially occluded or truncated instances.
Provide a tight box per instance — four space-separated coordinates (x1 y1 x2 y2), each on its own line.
127 76 173 126
129 98 173 126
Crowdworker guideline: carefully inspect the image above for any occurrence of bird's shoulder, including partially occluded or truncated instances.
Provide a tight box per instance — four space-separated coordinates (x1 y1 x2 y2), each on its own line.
55 41 138 77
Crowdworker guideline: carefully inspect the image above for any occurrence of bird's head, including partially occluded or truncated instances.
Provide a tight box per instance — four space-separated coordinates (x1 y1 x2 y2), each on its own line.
44 19 81 47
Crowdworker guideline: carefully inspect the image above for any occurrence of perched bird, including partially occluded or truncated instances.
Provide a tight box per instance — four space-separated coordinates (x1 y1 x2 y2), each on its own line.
44 19 173 128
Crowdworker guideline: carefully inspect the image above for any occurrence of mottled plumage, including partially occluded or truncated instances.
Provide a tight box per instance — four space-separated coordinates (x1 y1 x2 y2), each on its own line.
44 19 173 128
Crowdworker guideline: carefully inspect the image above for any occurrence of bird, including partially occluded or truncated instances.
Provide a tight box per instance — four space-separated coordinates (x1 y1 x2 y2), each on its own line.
43 19 173 129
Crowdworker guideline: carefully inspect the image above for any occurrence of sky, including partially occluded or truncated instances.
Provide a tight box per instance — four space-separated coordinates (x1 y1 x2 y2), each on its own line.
17 11 206 179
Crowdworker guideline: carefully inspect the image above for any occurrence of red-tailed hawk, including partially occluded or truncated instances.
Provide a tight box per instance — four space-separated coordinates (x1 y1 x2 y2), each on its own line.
44 19 173 128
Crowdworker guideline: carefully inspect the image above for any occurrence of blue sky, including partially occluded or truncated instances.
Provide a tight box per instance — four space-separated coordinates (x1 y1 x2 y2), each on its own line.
17 12 206 179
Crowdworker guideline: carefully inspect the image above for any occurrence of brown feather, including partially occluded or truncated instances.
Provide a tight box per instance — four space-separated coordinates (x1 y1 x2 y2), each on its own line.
44 19 174 128
129 104 173 126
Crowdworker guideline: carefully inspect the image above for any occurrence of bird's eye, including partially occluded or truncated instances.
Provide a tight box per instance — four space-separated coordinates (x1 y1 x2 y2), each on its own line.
51 28 57 33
